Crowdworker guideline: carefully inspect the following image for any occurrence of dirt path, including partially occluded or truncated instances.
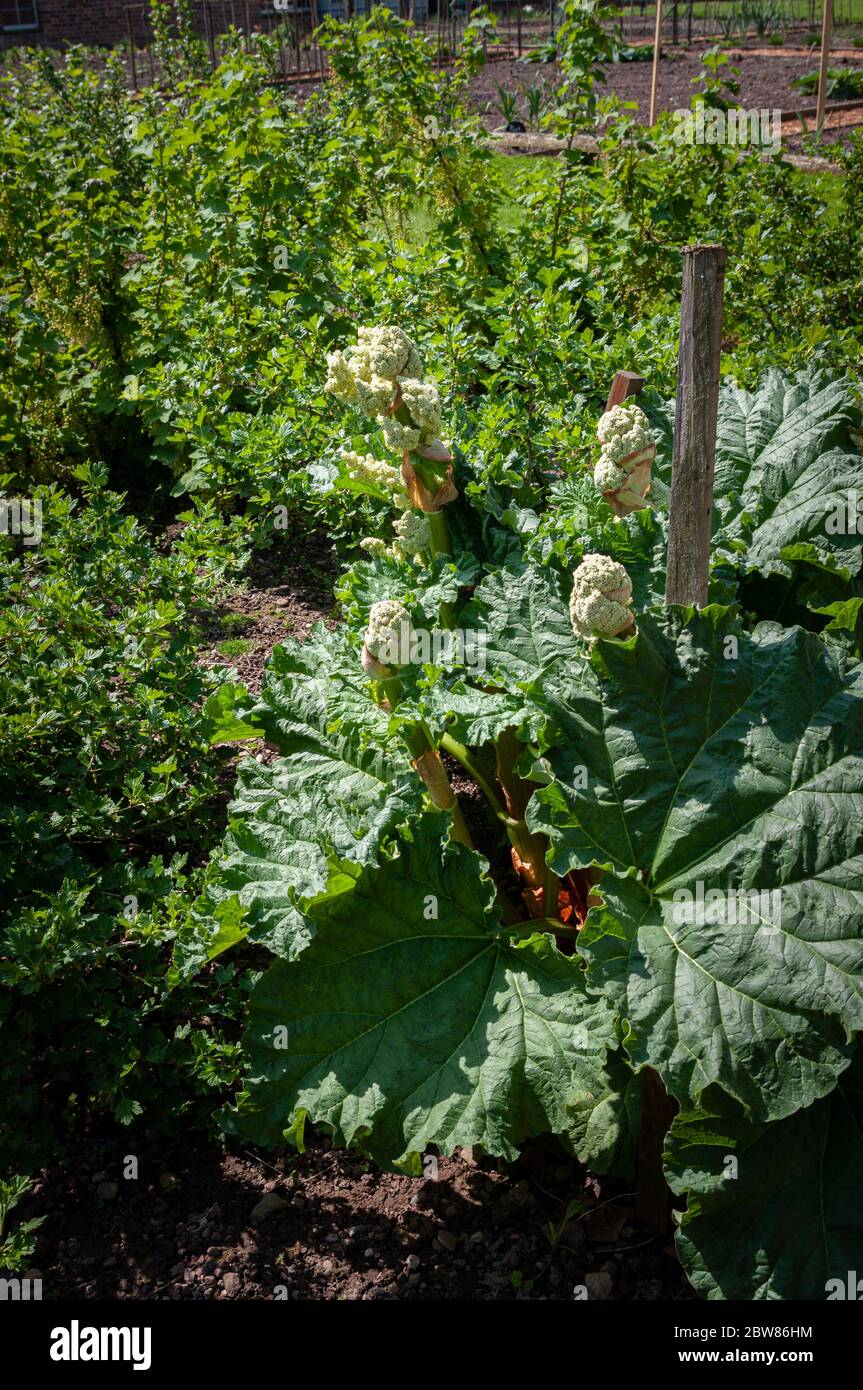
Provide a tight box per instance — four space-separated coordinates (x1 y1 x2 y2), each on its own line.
197 525 339 694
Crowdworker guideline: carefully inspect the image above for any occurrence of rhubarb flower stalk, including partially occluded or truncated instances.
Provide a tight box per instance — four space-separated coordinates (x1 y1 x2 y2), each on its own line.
594 401 655 517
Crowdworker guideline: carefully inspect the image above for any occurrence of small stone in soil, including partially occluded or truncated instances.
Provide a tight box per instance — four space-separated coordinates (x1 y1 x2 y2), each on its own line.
250 1191 288 1223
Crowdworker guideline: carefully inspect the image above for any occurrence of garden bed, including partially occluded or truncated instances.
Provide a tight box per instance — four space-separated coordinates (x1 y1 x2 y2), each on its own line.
28 1129 692 1301
471 45 863 134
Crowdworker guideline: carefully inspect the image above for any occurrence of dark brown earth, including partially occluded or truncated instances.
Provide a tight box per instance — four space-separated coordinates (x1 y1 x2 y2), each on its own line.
469 49 826 129
198 525 339 694
29 1131 692 1301
290 41 863 148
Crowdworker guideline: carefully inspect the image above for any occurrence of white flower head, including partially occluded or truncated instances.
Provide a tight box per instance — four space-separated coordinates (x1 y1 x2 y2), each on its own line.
326 326 423 419
570 555 635 641
354 326 422 382
401 380 441 438
325 350 358 405
354 372 398 418
340 449 402 495
364 599 412 669
380 380 443 455
597 402 652 456
361 536 390 558
393 509 431 558
594 401 654 515
381 417 421 453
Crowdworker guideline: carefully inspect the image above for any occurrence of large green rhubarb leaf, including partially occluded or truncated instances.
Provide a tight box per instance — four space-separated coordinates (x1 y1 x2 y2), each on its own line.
649 364 863 580
564 1053 642 1180
176 624 424 970
224 814 616 1164
464 560 575 692
665 1052 863 1300
529 606 863 1121
248 624 422 864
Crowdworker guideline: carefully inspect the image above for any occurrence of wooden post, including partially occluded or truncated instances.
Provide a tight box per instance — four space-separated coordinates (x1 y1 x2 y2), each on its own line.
605 370 644 413
649 0 664 125
127 8 139 91
815 0 834 135
665 243 726 608
635 246 726 1236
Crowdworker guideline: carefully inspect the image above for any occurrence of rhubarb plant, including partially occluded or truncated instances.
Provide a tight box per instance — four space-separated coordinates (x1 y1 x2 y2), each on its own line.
185 331 863 1300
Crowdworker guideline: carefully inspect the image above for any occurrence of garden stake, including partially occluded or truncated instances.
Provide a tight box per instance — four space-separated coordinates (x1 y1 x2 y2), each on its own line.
665 244 726 608
638 243 725 1235
649 0 664 126
604 369 645 413
816 0 835 135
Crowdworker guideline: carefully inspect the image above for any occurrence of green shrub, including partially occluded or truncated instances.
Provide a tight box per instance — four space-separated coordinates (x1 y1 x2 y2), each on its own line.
0 468 256 1166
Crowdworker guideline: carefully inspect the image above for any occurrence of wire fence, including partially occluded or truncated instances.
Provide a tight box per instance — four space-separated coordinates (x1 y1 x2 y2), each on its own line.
123 1 569 87
618 0 858 44
118 1 859 91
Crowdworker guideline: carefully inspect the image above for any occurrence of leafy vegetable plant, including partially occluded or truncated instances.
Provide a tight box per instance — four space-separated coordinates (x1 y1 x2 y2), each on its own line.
185 324 863 1301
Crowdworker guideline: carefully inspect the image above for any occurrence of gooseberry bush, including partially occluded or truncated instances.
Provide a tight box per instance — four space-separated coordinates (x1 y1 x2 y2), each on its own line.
180 328 863 1300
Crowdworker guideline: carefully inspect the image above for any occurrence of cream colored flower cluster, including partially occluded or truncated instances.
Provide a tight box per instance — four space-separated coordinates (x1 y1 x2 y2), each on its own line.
325 326 421 409
325 325 444 457
340 449 409 508
360 509 431 563
593 401 654 516
393 509 431 557
569 555 635 641
361 599 413 677
381 381 443 453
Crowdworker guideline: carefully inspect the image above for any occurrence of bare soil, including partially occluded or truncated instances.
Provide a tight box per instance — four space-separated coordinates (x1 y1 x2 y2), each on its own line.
290 43 863 149
31 1131 692 1301
469 46 862 133
197 525 339 694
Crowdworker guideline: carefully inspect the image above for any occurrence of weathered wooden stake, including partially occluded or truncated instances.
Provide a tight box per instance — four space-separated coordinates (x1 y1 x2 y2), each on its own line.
605 370 644 413
815 0 834 135
649 0 664 126
665 243 726 608
636 246 726 1235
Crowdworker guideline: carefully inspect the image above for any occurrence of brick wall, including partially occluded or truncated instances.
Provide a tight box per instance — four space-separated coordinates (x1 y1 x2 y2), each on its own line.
1 2 284 48
1 0 132 46
1 0 430 50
